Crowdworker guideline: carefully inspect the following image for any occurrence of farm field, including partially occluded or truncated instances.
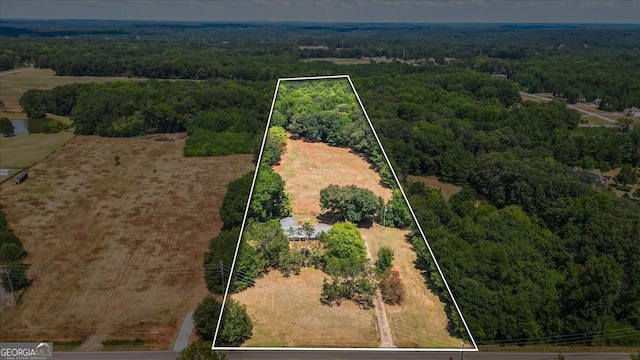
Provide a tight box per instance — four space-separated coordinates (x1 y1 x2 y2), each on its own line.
0 67 140 117
0 134 254 350
0 131 74 183
238 136 470 348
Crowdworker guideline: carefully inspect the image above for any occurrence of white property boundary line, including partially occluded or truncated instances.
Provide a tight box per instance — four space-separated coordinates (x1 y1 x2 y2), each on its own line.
212 74 479 352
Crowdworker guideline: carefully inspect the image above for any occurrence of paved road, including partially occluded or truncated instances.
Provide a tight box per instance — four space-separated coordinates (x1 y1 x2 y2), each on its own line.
52 350 633 360
173 311 195 352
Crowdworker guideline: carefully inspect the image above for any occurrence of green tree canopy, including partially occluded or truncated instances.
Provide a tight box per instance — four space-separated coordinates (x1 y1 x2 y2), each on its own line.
323 222 368 276
319 184 380 224
0 117 14 136
249 165 291 222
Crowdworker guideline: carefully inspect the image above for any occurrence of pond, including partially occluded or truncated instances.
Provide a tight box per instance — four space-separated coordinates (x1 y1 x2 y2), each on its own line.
2 119 52 136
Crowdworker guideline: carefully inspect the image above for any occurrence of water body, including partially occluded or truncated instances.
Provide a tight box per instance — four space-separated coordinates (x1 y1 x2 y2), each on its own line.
1 119 51 136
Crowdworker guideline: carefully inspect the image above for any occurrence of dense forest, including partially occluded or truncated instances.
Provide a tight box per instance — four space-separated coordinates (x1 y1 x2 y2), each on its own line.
2 20 640 347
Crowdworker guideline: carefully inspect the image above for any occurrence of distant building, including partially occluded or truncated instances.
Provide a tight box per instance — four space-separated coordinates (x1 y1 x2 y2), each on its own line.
492 73 508 80
0 169 11 176
280 217 332 240
623 107 640 117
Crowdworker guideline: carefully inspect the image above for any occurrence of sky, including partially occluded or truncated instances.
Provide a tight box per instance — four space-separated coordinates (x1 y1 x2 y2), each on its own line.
1 0 639 24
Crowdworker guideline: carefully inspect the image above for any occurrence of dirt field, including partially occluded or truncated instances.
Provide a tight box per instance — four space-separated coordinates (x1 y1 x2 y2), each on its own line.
408 175 462 200
232 268 380 348
273 138 392 218
0 134 254 349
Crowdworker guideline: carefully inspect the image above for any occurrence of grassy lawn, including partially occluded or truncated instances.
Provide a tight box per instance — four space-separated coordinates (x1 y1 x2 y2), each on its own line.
361 226 472 348
0 132 75 183
0 134 254 350
233 268 380 348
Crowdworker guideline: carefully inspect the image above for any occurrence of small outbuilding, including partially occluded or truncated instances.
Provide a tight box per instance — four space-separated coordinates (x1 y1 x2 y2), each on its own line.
14 172 28 184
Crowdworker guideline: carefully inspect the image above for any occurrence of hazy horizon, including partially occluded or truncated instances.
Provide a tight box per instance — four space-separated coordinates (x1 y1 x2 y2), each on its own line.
1 0 638 24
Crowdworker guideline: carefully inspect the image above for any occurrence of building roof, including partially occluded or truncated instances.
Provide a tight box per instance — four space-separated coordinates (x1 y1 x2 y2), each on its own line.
280 217 332 239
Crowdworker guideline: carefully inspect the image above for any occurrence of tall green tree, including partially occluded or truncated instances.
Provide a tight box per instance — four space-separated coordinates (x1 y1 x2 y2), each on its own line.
319 184 380 224
249 166 291 222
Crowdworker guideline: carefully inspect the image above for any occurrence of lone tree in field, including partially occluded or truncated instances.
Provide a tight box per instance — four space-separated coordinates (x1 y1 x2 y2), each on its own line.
319 184 381 224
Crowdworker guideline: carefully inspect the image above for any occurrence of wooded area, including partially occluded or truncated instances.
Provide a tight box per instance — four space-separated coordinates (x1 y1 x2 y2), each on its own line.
1 20 639 347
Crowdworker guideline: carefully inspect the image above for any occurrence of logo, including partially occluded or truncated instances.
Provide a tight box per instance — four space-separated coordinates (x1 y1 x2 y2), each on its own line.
0 342 53 360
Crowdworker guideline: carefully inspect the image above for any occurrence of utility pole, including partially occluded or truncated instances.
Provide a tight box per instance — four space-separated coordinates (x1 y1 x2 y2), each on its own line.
4 267 17 305
381 206 387 233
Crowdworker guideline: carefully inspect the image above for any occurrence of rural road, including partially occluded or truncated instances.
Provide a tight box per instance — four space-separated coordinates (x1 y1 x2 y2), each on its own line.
520 92 619 125
50 350 634 360
172 311 195 352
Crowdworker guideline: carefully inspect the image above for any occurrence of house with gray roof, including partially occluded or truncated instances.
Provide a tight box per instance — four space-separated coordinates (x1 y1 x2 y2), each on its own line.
280 217 332 240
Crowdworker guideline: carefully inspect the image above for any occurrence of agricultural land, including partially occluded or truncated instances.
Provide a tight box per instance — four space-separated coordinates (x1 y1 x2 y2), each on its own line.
0 134 253 350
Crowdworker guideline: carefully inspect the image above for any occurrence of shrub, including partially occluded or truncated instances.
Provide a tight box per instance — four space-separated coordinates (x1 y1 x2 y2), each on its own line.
375 247 394 275
379 269 405 305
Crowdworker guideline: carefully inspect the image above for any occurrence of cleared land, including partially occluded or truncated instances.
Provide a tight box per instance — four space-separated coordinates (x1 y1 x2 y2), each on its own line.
272 138 392 217
361 226 471 348
408 175 462 200
300 57 427 66
0 67 139 117
233 268 380 348
0 131 75 183
240 137 468 348
0 134 254 350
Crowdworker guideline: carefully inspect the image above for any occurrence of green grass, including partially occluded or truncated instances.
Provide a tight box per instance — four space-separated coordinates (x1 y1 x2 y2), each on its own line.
0 132 74 168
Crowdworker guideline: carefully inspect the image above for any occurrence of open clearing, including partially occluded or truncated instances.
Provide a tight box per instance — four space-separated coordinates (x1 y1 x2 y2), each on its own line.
0 134 254 350
0 67 140 117
233 268 380 348
361 226 471 348
0 131 74 167
273 138 392 218
240 136 468 348
408 175 462 200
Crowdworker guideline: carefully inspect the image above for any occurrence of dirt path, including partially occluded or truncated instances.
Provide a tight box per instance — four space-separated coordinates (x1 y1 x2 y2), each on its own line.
364 243 395 348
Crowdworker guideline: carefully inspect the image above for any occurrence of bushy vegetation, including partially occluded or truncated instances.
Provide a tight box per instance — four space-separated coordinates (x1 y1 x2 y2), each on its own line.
0 211 31 292
193 296 253 346
0 117 15 136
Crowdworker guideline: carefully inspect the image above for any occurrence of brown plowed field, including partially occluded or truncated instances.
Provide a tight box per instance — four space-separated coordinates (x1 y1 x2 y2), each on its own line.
0 134 253 349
